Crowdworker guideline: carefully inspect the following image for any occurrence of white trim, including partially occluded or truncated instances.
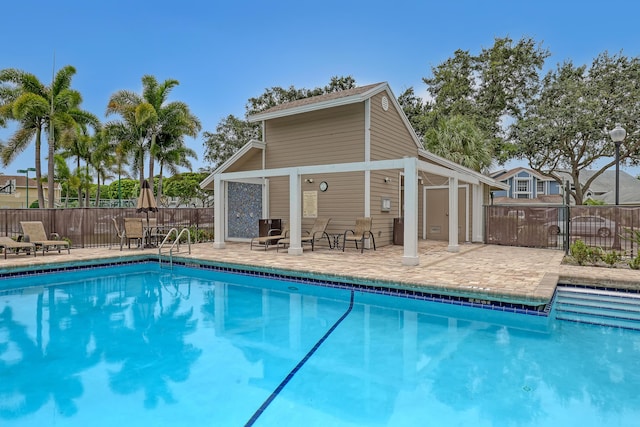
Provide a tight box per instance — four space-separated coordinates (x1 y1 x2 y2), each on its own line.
462 184 469 243
448 176 460 252
364 99 371 218
263 179 269 218
200 140 266 189
514 177 532 199
472 184 484 242
213 157 430 265
247 83 389 122
417 158 479 185
418 148 509 190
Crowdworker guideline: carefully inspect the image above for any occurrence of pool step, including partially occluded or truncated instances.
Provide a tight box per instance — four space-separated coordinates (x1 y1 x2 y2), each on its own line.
554 286 640 330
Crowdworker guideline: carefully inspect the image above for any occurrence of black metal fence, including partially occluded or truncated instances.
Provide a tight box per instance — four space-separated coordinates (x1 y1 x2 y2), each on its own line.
0 208 214 248
485 205 640 257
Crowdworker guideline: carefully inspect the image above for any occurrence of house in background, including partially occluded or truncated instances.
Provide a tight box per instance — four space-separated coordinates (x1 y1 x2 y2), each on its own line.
490 167 640 205
555 170 640 205
201 82 508 265
490 167 564 204
0 174 61 208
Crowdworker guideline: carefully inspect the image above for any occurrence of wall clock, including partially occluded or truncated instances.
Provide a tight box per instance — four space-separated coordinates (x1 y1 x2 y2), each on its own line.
319 181 328 192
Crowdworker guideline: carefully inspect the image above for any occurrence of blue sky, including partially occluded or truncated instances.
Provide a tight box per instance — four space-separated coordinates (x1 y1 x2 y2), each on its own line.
1 0 639 177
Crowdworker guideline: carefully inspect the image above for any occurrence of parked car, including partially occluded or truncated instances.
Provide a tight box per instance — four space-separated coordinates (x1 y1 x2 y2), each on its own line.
546 215 615 237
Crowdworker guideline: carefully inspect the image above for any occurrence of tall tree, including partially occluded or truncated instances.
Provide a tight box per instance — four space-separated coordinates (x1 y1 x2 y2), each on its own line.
0 66 97 207
155 133 197 200
424 115 493 172
512 52 640 204
397 87 428 139
415 37 549 164
106 92 156 186
106 75 199 193
89 129 115 206
202 115 260 169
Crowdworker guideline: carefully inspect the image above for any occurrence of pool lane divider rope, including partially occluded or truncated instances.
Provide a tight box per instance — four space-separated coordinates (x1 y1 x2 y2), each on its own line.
245 290 355 426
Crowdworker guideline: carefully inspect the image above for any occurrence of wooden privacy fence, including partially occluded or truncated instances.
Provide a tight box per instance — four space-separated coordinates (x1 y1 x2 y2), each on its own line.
485 205 640 257
0 208 214 248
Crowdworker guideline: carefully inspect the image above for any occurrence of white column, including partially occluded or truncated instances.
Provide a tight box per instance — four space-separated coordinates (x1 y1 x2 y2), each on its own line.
472 184 484 243
288 170 303 255
402 157 419 265
364 99 371 247
448 176 460 252
213 176 225 249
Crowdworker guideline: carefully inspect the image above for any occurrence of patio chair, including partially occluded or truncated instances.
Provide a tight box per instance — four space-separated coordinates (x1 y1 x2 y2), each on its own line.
146 218 167 247
250 222 289 251
278 217 331 251
110 218 126 250
123 218 145 250
19 221 70 256
0 236 36 259
343 217 376 253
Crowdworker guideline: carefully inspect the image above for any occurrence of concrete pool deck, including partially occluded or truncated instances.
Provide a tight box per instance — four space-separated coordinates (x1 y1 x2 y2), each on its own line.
1 241 638 306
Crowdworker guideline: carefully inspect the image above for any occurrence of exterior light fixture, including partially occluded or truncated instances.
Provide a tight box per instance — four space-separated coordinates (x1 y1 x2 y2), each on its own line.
17 167 36 208
609 124 626 205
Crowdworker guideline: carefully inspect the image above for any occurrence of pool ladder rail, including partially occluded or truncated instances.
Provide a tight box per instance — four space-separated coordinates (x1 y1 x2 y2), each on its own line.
158 227 191 268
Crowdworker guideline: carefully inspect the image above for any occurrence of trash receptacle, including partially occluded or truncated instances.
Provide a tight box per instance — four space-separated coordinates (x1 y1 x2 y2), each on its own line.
258 219 281 237
393 217 404 245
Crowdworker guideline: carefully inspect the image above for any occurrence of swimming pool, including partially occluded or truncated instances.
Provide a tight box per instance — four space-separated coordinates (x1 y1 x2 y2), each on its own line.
1 262 639 426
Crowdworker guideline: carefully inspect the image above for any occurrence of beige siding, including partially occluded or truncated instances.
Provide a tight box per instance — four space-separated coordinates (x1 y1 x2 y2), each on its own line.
369 91 420 161
368 91 429 244
265 103 365 168
267 172 367 243
224 150 262 173
370 169 402 246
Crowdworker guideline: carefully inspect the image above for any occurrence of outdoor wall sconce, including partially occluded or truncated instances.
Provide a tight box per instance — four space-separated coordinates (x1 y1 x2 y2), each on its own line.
384 177 391 183
305 178 314 183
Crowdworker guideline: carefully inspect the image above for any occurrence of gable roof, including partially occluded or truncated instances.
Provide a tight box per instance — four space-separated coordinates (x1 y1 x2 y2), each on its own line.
200 139 265 189
247 81 427 154
247 82 386 122
490 167 557 182
211 82 506 190
555 169 640 204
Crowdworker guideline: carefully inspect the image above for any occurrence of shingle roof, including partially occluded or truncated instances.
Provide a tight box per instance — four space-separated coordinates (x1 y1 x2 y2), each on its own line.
248 82 386 121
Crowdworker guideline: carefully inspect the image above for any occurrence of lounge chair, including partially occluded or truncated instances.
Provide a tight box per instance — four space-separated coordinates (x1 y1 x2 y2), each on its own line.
250 222 289 251
278 217 331 251
343 217 376 253
0 236 36 259
123 218 145 250
19 221 70 255
110 218 126 250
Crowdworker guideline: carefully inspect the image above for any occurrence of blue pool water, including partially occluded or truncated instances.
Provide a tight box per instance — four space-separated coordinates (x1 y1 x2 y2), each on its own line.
1 263 639 426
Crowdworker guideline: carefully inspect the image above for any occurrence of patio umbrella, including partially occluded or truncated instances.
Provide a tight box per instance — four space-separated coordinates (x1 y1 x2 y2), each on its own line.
136 179 158 224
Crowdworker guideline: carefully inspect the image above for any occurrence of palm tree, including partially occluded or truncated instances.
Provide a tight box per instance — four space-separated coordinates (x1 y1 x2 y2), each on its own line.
106 75 200 192
106 90 157 187
89 130 116 206
155 135 197 200
0 66 97 207
0 68 54 207
423 115 494 172
60 124 92 206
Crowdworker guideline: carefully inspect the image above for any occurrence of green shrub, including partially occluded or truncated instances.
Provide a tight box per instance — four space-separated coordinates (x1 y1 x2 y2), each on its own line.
570 239 600 265
622 228 640 246
629 255 640 270
601 250 621 267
